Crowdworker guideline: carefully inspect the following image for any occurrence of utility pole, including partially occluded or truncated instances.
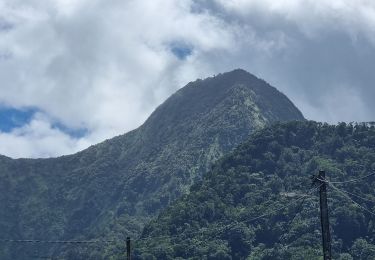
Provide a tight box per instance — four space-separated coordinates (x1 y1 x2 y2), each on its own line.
126 237 131 260
313 170 332 260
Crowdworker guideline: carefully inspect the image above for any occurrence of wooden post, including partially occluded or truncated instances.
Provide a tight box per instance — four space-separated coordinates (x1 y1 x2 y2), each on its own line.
126 237 131 260
317 170 332 260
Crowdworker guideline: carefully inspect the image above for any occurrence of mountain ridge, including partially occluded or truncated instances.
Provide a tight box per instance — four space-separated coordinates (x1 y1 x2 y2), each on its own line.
1 69 302 160
0 69 305 259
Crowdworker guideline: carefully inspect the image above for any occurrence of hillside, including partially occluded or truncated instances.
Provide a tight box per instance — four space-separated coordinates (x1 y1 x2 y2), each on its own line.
0 69 304 259
136 121 375 259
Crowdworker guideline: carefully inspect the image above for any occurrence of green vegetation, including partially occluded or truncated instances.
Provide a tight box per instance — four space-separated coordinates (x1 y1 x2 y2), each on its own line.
5 71 375 259
0 69 304 259
135 121 375 259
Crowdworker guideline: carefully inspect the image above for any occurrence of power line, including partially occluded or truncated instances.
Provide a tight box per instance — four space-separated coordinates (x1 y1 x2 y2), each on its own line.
3 187 317 247
278 193 311 242
27 255 65 260
328 171 375 184
0 186 321 247
242 193 311 224
330 186 375 204
0 239 117 244
318 175 375 216
329 182 375 217
137 186 320 243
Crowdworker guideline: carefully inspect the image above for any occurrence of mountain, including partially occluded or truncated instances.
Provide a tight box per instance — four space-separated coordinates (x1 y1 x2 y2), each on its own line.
136 121 375 259
0 69 304 259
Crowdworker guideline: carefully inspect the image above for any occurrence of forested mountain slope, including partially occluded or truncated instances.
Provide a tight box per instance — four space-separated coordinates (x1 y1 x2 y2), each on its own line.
136 121 375 260
0 69 304 259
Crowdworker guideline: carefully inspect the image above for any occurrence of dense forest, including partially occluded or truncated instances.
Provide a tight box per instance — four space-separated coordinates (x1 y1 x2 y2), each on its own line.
2 71 373 259
0 70 305 259
133 121 375 259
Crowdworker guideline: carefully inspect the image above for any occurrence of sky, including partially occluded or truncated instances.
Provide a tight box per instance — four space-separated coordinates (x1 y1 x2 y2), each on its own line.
0 0 374 158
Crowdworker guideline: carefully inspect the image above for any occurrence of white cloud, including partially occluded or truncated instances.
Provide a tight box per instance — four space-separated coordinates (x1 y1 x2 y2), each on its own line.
295 84 371 124
212 0 375 41
0 0 374 158
0 0 236 158
0 113 90 158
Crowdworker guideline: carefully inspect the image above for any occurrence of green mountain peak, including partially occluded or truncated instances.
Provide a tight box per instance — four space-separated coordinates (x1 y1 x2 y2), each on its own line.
0 69 304 259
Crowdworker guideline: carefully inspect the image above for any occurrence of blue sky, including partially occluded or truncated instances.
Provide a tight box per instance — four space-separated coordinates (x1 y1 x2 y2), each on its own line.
170 43 193 60
0 106 87 137
0 107 36 132
0 0 374 158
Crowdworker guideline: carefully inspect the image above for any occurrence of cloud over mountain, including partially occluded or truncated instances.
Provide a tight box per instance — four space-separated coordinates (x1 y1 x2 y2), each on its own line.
0 0 374 157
